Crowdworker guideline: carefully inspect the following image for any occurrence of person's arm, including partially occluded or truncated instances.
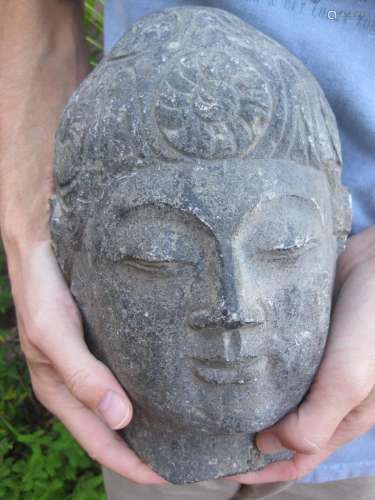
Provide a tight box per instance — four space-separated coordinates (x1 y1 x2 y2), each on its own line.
0 0 164 484
229 225 375 484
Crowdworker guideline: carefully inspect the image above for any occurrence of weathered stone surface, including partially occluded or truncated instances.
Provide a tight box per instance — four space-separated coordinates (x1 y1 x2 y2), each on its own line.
50 7 351 484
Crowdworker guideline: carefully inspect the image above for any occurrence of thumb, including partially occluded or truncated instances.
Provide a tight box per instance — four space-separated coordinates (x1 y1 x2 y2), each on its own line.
256 380 355 455
36 315 133 430
58 336 133 431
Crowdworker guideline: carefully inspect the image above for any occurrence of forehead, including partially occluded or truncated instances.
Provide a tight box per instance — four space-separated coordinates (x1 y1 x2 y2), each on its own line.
108 159 331 232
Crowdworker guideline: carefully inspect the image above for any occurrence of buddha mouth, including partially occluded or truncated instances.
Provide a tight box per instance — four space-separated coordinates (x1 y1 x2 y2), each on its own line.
192 355 267 385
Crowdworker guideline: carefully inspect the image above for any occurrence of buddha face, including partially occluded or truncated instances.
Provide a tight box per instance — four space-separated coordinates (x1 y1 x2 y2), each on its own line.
72 159 337 434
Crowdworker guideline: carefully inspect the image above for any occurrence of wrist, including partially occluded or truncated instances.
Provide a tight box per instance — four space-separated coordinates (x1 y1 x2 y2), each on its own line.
1 217 51 264
1 213 51 254
0 154 53 252
3 237 53 303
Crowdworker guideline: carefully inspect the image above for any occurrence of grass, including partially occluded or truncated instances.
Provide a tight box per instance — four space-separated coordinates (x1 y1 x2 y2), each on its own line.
84 0 105 66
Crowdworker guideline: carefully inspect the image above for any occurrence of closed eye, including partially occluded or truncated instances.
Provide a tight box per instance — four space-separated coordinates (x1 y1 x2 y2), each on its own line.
263 237 317 261
122 255 194 274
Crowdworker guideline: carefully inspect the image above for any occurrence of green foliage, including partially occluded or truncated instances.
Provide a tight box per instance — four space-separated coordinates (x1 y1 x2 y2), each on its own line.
84 0 104 67
0 295 105 499
0 3 107 499
0 250 11 315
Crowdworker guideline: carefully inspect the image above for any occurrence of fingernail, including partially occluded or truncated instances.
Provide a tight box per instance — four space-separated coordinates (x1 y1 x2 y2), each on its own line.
98 391 130 430
256 434 289 454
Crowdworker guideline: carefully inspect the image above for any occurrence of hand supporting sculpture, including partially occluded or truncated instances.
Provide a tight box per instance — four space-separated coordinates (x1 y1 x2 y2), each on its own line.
6 241 165 485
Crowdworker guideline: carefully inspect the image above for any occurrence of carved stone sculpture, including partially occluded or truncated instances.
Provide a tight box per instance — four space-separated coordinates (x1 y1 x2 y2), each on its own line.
50 7 351 484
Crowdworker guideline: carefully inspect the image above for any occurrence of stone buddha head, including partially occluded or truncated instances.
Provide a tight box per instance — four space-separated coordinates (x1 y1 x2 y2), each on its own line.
51 6 351 484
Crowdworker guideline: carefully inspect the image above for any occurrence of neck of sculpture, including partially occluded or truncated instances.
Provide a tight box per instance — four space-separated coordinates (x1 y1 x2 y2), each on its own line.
121 405 281 484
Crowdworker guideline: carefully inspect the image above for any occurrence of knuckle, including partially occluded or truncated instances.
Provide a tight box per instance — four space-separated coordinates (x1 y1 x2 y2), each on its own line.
345 398 375 429
299 439 322 455
280 420 319 455
345 375 372 405
278 463 300 482
86 446 99 463
312 370 370 408
293 464 311 481
29 374 49 408
287 470 300 482
25 313 52 348
277 459 312 482
297 429 325 453
65 368 92 399
86 438 107 463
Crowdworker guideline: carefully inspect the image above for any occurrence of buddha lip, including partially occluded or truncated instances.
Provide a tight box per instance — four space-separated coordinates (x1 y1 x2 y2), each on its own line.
192 356 266 385
193 355 260 368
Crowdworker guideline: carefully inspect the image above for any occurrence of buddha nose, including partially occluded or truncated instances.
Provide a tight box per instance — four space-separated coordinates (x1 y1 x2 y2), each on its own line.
188 302 264 330
188 264 265 330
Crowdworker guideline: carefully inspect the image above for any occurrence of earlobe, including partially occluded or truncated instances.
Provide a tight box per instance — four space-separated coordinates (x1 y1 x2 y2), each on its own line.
49 194 75 285
49 194 63 239
331 182 352 255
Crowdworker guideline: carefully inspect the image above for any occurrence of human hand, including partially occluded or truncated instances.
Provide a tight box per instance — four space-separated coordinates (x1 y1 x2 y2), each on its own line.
5 239 166 485
228 226 375 484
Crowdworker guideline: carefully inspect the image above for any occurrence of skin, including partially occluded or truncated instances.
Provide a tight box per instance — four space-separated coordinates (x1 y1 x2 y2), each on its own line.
1 0 375 486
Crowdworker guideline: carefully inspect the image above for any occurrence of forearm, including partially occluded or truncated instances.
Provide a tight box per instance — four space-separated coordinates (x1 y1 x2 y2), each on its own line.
0 0 89 253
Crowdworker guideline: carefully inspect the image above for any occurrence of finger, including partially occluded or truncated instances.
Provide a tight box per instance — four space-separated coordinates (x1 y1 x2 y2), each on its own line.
32 372 167 485
15 242 133 430
256 372 364 455
232 390 375 485
257 318 374 456
256 254 375 455
36 325 133 430
227 459 303 484
328 387 375 450
227 449 329 485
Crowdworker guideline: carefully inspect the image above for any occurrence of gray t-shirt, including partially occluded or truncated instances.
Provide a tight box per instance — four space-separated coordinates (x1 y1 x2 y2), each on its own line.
104 0 375 483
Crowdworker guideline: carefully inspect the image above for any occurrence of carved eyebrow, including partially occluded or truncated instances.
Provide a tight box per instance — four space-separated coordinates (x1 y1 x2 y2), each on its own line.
113 201 217 235
240 194 324 226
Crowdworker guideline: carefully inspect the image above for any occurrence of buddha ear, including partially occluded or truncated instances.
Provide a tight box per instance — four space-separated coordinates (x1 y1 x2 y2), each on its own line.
337 185 352 255
49 194 63 242
329 174 352 255
49 194 76 284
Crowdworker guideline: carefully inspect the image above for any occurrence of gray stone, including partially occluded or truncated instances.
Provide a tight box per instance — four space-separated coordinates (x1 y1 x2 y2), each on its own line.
50 7 351 484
